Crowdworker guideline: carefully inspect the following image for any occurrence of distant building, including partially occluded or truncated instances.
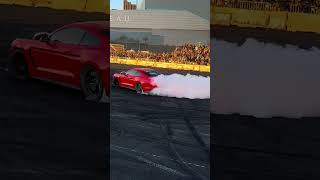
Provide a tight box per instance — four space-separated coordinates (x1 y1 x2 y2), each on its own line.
111 10 209 48
123 0 137 10
136 0 210 20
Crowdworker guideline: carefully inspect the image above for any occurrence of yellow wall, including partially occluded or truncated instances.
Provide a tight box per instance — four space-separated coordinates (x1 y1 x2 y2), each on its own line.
110 58 210 73
212 6 320 34
51 0 86 11
267 11 287 30
231 9 268 28
287 13 320 33
0 0 109 13
0 0 31 6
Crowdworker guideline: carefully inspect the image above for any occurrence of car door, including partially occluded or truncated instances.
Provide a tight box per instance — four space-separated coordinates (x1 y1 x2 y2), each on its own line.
121 70 136 88
77 30 103 80
127 70 142 89
30 27 85 84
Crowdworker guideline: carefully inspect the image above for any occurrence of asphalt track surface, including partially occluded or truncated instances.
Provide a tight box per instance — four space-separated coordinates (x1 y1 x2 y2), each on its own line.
110 64 210 180
0 64 108 180
0 62 210 179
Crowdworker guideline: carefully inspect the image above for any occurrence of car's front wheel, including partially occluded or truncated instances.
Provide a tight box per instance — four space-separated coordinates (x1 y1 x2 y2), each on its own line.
81 66 103 102
8 52 29 80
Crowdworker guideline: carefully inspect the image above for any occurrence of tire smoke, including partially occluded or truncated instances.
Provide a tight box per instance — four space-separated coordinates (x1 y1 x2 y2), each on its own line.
150 74 210 99
212 38 320 118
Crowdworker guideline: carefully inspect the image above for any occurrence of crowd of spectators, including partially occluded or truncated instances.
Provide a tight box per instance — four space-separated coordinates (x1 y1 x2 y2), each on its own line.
111 43 210 66
213 0 320 13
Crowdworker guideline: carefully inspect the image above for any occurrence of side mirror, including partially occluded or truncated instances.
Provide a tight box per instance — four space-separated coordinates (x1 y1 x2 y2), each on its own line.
120 71 127 76
33 32 50 42
40 34 50 43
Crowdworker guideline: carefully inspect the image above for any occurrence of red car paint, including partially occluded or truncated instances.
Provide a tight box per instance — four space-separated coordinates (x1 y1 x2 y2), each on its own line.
113 68 159 92
9 21 109 97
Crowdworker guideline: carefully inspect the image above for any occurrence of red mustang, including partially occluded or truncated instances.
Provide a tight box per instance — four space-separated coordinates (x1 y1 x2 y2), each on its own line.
8 21 109 102
112 68 160 93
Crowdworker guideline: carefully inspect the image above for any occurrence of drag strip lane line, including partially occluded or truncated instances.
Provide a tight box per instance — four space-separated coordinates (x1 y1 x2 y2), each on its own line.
111 145 188 178
111 145 207 168
119 118 209 137
160 119 208 180
136 155 187 178
136 124 210 137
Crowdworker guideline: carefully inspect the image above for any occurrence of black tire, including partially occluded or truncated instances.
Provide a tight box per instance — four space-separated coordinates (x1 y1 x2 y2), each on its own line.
112 78 119 87
80 66 103 102
8 51 29 80
135 82 143 94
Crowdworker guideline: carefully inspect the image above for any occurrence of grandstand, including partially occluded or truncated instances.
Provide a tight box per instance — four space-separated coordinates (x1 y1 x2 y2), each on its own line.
111 43 210 66
212 0 320 14
110 44 125 53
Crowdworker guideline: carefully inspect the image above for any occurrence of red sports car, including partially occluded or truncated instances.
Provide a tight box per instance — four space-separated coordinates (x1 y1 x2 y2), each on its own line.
8 21 109 102
112 68 160 93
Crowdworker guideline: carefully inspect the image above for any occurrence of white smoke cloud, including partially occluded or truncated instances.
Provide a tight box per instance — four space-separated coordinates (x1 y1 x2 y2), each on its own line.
150 74 210 99
212 38 320 118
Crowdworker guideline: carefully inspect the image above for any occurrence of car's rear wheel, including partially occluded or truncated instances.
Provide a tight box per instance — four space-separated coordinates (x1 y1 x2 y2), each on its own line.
135 82 144 94
8 52 29 80
81 66 103 102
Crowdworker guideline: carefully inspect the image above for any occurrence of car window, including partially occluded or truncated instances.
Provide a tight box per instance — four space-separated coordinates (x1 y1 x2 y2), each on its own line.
126 70 141 76
134 71 141 76
80 32 100 46
50 28 86 45
144 70 160 77
126 70 136 76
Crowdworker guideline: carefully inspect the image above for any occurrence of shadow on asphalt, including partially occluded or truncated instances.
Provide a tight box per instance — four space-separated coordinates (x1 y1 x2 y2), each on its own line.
0 70 108 179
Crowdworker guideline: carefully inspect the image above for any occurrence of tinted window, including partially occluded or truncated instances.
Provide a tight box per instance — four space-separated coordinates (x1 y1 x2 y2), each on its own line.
50 28 85 45
127 70 141 76
80 32 100 46
126 70 136 76
144 70 160 77
134 71 141 76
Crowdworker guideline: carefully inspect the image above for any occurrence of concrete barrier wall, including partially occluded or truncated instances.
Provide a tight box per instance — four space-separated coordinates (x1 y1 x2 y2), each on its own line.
0 0 109 13
111 57 210 73
231 9 268 28
267 11 287 30
51 0 86 11
212 7 320 34
287 13 320 33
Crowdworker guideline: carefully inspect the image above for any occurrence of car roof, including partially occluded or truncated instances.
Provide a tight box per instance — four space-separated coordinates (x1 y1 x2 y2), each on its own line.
65 21 109 31
132 68 155 72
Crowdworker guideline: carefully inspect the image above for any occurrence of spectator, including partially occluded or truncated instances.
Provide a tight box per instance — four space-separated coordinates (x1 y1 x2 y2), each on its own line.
213 0 320 13
111 43 211 66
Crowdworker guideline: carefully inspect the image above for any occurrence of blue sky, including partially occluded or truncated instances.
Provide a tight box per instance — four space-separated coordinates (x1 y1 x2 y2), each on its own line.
111 0 137 10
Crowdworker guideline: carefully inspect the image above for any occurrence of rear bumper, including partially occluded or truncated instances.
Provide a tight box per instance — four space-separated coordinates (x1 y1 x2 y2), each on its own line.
143 84 157 92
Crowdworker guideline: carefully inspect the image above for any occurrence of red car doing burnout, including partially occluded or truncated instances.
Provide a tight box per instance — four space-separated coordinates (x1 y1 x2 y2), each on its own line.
8 21 109 102
112 68 160 93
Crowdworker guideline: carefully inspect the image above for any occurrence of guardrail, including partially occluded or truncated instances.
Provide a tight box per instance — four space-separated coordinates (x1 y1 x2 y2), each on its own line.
213 0 280 11
110 57 210 73
212 0 320 13
0 0 109 13
211 6 320 34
